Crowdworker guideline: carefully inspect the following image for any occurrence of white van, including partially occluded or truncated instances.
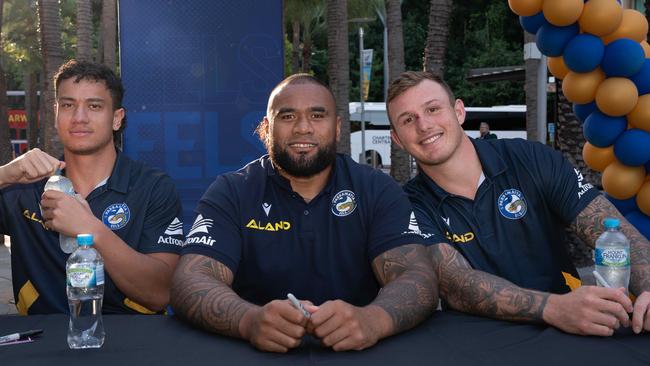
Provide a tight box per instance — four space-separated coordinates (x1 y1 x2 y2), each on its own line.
350 103 526 167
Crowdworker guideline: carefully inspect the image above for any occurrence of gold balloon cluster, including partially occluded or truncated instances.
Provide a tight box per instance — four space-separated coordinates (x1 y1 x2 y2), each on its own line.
509 0 650 226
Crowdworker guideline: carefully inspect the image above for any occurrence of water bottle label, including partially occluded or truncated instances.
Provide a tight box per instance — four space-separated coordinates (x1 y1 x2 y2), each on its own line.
595 248 630 267
96 264 105 285
67 263 99 288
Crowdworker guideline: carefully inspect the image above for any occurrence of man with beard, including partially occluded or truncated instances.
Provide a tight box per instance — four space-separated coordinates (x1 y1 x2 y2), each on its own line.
171 74 437 353
0 60 184 314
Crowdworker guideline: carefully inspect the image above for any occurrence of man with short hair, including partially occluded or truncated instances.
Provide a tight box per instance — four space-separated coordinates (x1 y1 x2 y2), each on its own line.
0 60 184 314
478 122 497 139
171 74 437 353
387 71 650 336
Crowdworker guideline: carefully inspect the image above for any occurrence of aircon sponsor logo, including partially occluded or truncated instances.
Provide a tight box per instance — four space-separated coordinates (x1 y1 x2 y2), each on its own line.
186 214 216 246
574 168 594 199
157 217 185 246
402 212 434 239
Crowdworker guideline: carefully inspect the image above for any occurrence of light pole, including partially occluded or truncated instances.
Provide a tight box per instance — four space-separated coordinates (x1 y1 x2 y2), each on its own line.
349 17 375 164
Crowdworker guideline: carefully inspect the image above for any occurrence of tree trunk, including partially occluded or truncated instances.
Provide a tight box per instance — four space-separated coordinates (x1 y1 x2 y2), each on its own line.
646 1 650 43
291 20 301 74
38 0 64 157
302 21 313 73
524 32 540 142
423 0 452 77
0 0 14 163
76 0 93 62
386 0 410 184
326 0 351 155
101 0 117 71
25 71 39 150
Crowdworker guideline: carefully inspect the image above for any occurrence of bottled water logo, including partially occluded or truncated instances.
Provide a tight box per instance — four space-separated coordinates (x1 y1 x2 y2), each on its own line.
597 248 629 267
67 264 104 287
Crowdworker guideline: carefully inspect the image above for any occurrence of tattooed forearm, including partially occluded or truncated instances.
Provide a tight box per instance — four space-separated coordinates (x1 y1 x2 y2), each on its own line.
170 254 255 338
432 244 549 322
571 195 650 295
370 244 437 335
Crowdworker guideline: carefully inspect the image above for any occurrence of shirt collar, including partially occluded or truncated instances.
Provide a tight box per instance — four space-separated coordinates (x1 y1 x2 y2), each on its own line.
105 150 130 193
418 138 507 201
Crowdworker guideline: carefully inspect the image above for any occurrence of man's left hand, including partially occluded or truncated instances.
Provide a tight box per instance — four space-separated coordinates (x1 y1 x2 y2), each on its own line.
308 300 386 351
41 190 99 237
632 291 650 333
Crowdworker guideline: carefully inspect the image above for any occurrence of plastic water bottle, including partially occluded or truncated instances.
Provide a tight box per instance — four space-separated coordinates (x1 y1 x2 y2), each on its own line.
43 170 77 253
595 218 630 292
66 234 105 349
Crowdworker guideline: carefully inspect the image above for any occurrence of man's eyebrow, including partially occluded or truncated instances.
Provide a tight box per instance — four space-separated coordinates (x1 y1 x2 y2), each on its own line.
276 107 295 115
310 106 327 112
57 96 106 103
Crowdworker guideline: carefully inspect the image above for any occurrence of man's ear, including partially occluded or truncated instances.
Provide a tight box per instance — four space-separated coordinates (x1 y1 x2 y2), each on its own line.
391 128 405 150
112 108 125 131
454 99 466 126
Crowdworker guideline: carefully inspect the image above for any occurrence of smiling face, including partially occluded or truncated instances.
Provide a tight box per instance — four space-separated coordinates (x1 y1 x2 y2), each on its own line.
55 78 124 156
389 79 466 167
263 81 340 178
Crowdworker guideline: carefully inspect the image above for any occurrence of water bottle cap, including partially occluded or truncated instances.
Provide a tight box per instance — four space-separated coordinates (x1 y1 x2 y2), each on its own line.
603 217 620 229
77 234 94 246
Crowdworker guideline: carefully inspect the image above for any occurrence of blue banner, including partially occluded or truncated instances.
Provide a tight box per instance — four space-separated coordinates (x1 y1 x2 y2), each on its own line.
119 0 283 227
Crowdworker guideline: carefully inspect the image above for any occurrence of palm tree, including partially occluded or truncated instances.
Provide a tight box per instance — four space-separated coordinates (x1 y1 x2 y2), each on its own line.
326 0 351 155
37 0 64 157
101 0 116 71
386 0 410 184
423 0 452 77
0 0 14 163
76 0 92 62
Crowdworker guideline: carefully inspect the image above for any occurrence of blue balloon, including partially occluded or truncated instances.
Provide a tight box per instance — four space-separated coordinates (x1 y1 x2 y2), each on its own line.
625 210 650 240
573 102 597 123
613 129 650 166
601 38 645 77
563 34 604 73
520 12 546 35
535 23 579 57
630 58 650 95
583 110 627 147
605 193 638 216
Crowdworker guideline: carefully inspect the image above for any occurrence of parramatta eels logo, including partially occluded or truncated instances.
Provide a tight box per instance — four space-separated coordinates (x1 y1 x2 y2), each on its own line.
497 189 527 220
331 190 357 217
102 203 131 230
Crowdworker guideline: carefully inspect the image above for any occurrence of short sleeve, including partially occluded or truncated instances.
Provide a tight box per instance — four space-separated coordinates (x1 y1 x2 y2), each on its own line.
181 175 242 273
365 172 434 261
529 142 600 223
137 175 184 254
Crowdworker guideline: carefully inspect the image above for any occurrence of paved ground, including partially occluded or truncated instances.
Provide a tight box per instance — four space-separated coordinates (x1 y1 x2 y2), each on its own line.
0 236 16 315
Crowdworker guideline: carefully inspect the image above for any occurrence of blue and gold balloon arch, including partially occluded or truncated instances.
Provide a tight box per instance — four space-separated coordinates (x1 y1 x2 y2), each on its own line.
509 0 650 238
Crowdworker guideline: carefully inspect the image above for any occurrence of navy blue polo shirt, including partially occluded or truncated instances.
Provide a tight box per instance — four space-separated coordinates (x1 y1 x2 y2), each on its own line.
182 154 428 306
405 138 600 294
0 152 184 314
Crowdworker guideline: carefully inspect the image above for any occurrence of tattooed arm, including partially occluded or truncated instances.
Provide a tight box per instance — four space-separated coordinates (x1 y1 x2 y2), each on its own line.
170 254 308 352
308 244 437 351
434 242 632 336
570 195 650 333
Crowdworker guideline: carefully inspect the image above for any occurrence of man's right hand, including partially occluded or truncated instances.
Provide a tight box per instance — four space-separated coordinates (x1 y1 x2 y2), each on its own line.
543 286 633 336
0 148 63 188
239 299 308 353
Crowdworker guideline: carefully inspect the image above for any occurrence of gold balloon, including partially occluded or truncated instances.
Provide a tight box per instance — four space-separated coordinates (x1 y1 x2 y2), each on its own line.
627 94 650 132
642 41 650 58
637 181 650 216
508 0 544 17
596 78 639 117
602 161 646 200
602 9 649 44
548 56 569 79
562 69 606 104
583 143 615 172
543 0 584 26
579 0 623 37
